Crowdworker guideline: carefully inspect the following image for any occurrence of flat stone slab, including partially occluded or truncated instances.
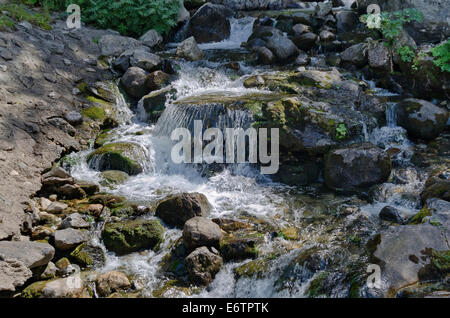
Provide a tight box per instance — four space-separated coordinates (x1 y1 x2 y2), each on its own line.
0 241 55 269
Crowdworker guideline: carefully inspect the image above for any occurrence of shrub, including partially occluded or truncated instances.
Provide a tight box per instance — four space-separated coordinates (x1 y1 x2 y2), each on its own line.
397 45 416 63
431 39 450 73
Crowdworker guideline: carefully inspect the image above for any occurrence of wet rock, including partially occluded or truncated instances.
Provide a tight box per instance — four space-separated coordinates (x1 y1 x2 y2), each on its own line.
102 219 164 255
139 29 163 49
98 34 141 57
418 249 450 282
315 1 333 17
292 23 311 36
0 257 32 292
289 68 342 88
340 42 368 68
155 193 212 228
70 242 106 268
324 143 391 192
188 3 232 43
77 182 99 196
336 11 359 32
130 50 162 73
219 232 261 261
145 71 170 91
396 99 449 140
54 228 89 251
96 271 131 297
319 30 336 43
379 206 405 224
256 46 274 65
183 217 223 251
426 198 450 227
421 176 450 203
292 12 313 26
55 184 86 200
140 86 174 122
292 32 318 51
185 246 223 286
250 26 299 63
277 160 320 186
120 67 151 99
60 213 90 230
100 170 129 186
0 241 55 269
176 36 204 61
87 142 147 176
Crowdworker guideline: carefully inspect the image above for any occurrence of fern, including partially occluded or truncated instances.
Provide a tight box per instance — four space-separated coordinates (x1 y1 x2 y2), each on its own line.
431 39 450 73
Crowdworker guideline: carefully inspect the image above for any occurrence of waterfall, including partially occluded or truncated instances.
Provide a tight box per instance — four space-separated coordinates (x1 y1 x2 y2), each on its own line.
386 102 398 127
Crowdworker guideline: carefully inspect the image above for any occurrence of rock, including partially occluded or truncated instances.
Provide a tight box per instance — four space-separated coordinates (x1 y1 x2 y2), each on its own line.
188 3 232 43
289 68 342 88
421 177 450 203
55 184 86 200
219 232 261 261
265 32 299 63
155 193 212 228
22 275 85 298
177 1 190 23
140 86 173 121
185 246 223 286
256 46 274 64
183 217 223 251
319 30 336 42
0 241 55 269
98 34 141 57
102 219 164 255
139 29 163 49
70 243 106 268
46 201 68 214
372 223 449 293
100 170 129 186
96 271 131 297
292 24 311 36
277 161 320 186
77 182 99 196
324 143 391 192
87 142 147 176
0 257 32 292
176 36 204 61
379 206 405 224
341 42 368 68
145 71 170 91
292 12 313 25
60 213 90 229
64 111 83 126
120 67 151 99
396 99 449 140
368 41 392 72
40 261 57 280
336 11 359 32
292 32 318 51
54 228 88 251
315 1 333 17
43 167 71 180
426 198 450 227
130 50 162 73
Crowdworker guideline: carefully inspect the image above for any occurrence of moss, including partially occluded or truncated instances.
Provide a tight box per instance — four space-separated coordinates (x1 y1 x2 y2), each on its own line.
102 219 164 255
100 170 129 187
81 106 107 121
0 2 51 31
152 280 191 298
307 271 329 298
110 202 135 218
0 15 15 31
279 227 299 240
21 280 52 298
430 250 450 272
70 243 93 267
409 206 432 224
55 258 70 270
348 276 361 298
234 258 269 278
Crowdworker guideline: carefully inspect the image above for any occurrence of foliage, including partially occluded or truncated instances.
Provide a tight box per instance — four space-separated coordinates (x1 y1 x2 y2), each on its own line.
430 39 450 73
397 45 416 63
0 1 52 30
360 9 424 46
335 123 347 140
23 0 181 36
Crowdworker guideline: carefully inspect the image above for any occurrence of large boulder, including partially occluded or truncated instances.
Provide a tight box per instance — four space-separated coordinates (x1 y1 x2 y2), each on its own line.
324 143 391 192
120 67 151 99
183 217 223 251
87 142 147 176
396 99 449 140
176 36 205 61
185 246 223 285
336 11 359 32
102 219 164 255
54 228 89 251
368 40 392 72
155 193 212 228
98 34 141 57
0 241 55 269
188 3 233 43
0 257 32 293
340 42 368 68
292 32 318 51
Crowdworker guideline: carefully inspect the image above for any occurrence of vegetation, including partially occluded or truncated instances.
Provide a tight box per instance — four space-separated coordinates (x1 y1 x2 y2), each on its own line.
0 1 52 30
430 39 450 73
22 0 181 36
335 123 347 140
397 45 416 63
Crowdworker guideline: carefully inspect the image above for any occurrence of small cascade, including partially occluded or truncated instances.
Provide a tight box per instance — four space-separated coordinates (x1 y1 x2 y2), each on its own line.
386 102 398 127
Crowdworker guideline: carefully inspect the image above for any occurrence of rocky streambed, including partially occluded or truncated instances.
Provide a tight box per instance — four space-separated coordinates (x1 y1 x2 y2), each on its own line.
0 1 449 298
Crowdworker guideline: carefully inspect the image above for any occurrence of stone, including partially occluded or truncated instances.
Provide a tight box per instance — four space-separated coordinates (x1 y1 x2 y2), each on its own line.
265 32 299 63
324 143 392 192
256 46 274 65
96 271 131 297
64 111 83 126
188 3 233 43
54 228 88 251
336 11 359 32
0 257 32 292
368 41 392 72
292 32 318 51
120 67 150 99
40 261 57 280
379 206 405 224
396 99 449 140
98 34 141 57
0 241 55 269
60 213 90 229
70 242 106 268
139 29 163 49
130 50 162 73
292 24 311 36
102 219 164 255
46 201 68 214
185 246 223 286
145 71 170 91
87 142 147 176
55 184 86 200
183 217 223 251
155 192 212 228
100 170 129 186
315 1 333 17
341 42 368 67
176 36 204 61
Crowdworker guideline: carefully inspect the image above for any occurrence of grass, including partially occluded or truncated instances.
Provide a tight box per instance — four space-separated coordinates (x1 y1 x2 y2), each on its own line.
0 1 52 31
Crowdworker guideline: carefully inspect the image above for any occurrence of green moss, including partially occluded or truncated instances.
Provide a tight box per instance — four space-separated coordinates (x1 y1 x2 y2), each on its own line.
77 82 88 94
307 271 329 298
81 106 107 121
70 243 93 267
0 15 15 31
409 206 432 224
21 280 52 298
430 250 450 272
0 2 51 31
234 258 269 278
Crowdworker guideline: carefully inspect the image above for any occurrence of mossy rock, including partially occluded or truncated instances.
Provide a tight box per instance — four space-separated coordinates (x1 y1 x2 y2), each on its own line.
306 271 330 298
409 206 432 225
418 249 450 282
219 231 262 261
70 242 106 268
94 129 113 148
81 106 107 121
102 219 164 255
234 258 270 278
89 193 127 207
110 202 137 218
87 142 146 176
100 170 129 187
21 280 53 298
55 258 71 270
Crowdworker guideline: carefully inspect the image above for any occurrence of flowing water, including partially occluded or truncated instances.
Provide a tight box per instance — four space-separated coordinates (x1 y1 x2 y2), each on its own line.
65 17 426 298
